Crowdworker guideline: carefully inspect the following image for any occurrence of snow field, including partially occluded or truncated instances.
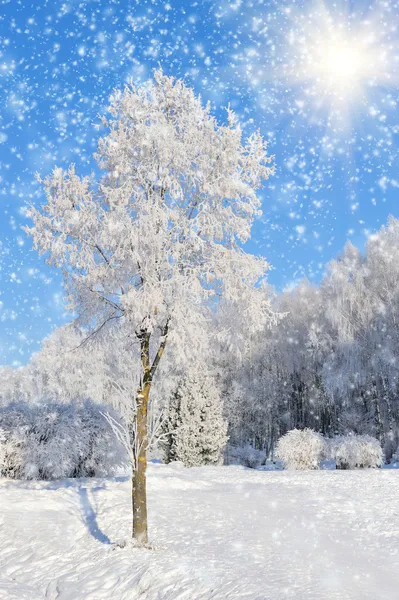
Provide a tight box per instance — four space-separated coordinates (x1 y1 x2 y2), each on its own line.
1 464 399 599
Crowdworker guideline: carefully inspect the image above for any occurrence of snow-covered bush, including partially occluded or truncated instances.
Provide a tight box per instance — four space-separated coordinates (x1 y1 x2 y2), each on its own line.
228 444 264 469
0 426 25 479
330 434 383 469
276 428 325 470
161 374 228 468
0 401 128 480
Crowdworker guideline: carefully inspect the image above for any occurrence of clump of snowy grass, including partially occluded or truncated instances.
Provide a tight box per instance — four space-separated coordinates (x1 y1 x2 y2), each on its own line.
276 428 325 470
329 434 383 469
0 401 128 480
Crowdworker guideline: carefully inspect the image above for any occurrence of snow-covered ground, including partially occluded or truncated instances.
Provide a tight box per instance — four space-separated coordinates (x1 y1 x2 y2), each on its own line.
1 463 399 600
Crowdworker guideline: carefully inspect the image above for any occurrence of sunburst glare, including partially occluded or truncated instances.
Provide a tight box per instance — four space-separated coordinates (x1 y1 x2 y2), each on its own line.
284 1 394 123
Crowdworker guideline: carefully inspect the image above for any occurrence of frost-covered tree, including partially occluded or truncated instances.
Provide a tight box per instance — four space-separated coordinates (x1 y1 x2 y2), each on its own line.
0 325 112 407
28 325 109 405
220 280 330 456
161 373 228 467
218 217 399 460
27 70 275 543
321 232 399 447
0 366 26 407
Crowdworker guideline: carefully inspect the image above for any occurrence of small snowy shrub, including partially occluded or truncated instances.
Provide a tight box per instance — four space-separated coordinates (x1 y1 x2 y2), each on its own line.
276 428 325 470
0 401 128 480
229 444 264 468
0 426 26 479
331 434 382 469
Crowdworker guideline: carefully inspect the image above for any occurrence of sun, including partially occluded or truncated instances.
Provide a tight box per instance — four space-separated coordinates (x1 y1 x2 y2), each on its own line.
313 39 367 88
283 1 393 120
302 31 379 98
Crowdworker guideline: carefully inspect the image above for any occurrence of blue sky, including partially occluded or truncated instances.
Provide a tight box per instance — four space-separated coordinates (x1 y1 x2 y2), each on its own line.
0 0 398 366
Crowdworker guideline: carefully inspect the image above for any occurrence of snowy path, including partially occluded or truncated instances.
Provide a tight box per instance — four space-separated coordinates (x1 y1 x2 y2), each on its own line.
1 464 399 599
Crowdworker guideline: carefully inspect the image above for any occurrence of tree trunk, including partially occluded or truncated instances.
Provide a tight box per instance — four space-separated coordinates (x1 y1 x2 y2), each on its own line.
132 317 169 544
372 379 384 446
336 461 349 470
132 385 150 544
382 377 394 463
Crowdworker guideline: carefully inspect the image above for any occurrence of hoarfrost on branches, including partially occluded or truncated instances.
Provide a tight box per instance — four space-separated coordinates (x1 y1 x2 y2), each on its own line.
27 69 275 357
276 428 325 470
330 435 383 470
0 401 127 480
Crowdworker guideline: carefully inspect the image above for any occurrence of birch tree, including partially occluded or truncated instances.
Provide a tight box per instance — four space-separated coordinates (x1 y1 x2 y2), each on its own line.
27 70 275 543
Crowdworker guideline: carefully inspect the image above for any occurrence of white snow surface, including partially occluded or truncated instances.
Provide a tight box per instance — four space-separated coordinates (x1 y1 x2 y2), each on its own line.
1 463 399 599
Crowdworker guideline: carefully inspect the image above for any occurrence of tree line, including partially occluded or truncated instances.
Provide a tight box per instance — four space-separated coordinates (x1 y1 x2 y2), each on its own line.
222 217 399 463
2 217 399 466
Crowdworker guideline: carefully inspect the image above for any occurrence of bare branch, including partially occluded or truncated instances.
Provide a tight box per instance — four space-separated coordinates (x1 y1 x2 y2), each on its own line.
72 313 123 350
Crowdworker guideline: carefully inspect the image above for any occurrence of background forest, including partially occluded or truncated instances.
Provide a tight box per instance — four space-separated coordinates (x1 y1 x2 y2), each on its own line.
2 216 399 465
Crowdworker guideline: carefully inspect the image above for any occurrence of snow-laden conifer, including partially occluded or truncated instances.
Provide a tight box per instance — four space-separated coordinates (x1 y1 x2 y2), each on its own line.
162 374 228 467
